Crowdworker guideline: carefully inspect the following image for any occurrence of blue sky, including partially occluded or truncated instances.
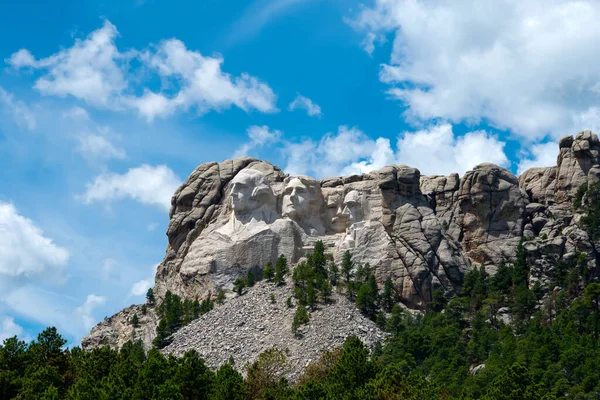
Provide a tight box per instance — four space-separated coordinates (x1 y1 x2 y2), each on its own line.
2 0 600 345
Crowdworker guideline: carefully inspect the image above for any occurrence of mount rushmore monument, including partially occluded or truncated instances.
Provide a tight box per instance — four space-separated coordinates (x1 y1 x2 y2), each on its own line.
83 130 600 351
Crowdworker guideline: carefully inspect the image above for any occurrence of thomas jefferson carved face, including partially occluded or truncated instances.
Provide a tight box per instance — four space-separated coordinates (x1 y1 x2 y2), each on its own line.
342 190 364 224
282 178 311 219
229 169 274 213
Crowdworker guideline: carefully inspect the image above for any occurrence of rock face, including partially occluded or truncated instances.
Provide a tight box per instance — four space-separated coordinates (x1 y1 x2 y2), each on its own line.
81 304 159 351
162 279 385 380
154 160 470 310
83 130 600 362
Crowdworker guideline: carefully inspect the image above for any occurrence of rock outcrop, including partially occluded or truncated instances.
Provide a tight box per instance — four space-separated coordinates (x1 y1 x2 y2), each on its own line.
83 130 600 368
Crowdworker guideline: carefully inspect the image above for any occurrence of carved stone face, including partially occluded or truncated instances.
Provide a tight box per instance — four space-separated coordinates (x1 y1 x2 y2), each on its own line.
282 178 311 219
325 191 347 233
229 169 272 213
342 190 364 224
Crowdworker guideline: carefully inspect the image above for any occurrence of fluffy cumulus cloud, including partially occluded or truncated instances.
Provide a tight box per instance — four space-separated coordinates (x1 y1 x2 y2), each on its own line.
394 125 508 176
284 126 379 178
80 164 182 211
0 87 36 130
0 317 24 342
0 202 69 281
288 94 322 117
283 124 507 178
7 20 278 120
352 0 600 139
6 21 128 107
517 142 559 174
76 294 107 331
234 125 282 157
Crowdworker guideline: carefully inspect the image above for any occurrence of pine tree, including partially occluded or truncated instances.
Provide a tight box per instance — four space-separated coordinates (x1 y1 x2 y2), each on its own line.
329 262 339 286
341 251 354 297
130 313 139 328
146 288 155 306
381 278 394 312
247 269 256 287
264 262 275 281
313 240 327 278
292 305 309 335
274 254 288 285
233 279 246 295
153 318 172 349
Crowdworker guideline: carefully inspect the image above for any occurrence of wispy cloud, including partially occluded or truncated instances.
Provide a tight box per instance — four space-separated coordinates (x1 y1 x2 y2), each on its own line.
225 0 317 46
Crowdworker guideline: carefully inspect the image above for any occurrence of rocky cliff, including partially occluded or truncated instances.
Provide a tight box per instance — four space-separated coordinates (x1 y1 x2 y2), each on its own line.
83 130 600 366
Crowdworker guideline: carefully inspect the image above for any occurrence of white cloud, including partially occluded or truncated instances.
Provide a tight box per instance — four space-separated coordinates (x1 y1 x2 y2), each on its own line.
80 164 181 211
395 124 508 176
7 20 278 120
0 202 69 280
146 222 158 231
62 106 90 121
234 125 282 157
0 87 36 130
77 133 126 161
351 0 600 139
7 20 128 107
3 286 79 337
283 124 508 178
0 317 24 342
226 0 313 46
517 142 559 174
288 94 322 117
130 39 278 121
130 264 158 297
76 294 107 330
283 126 384 178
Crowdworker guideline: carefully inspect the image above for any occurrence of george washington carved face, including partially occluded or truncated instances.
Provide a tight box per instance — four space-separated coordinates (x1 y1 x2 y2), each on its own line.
229 169 275 213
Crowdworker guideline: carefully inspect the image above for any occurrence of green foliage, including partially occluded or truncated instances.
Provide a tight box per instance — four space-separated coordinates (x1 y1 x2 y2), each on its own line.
5 236 600 399
291 241 332 310
269 294 276 304
341 250 354 295
381 278 394 312
274 254 288 285
581 182 600 240
130 313 139 328
146 287 155 306
246 269 256 287
328 261 339 286
263 262 275 281
574 182 588 208
153 291 213 349
233 278 246 295
211 363 246 400
356 274 379 319
286 296 294 308
216 290 226 305
292 305 309 335
245 348 290 400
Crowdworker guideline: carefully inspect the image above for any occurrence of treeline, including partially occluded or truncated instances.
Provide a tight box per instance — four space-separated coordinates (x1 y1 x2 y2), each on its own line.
290 241 394 333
